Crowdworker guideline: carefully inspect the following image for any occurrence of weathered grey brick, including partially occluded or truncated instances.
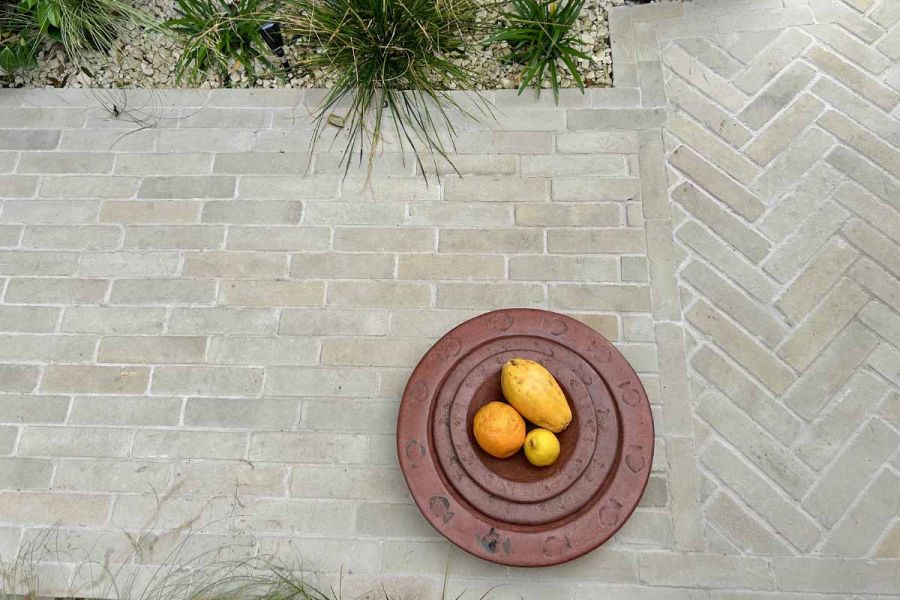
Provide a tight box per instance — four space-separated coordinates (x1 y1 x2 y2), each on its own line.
0 365 39 392
328 281 430 308
0 251 78 276
111 495 235 529
0 334 94 362
61 307 165 334
2 199 97 223
250 431 367 463
738 62 816 130
19 426 131 457
438 229 540 253
356 503 441 539
219 280 324 306
687 300 793 394
152 366 263 396
567 108 668 130
111 278 216 305
114 152 211 176
0 426 15 454
40 176 138 199
0 492 110 526
552 177 641 202
522 155 629 177
0 175 38 198
333 227 430 252
123 225 224 249
78 252 181 278
398 254 504 281
235 498 355 535
550 284 651 311
203 201 303 225
547 228 645 253
805 44 898 111
0 394 69 424
682 262 784 347
290 465 406 501
777 279 868 370
745 94 824 166
42 365 150 394
69 396 180 427
279 309 389 336
239 175 338 200
670 146 764 221
509 256 618 282
321 338 431 368
407 202 513 226
556 131 639 154
170 307 275 334
443 177 548 202
265 366 374 397
227 226 331 251
138 176 235 199
515 203 622 227
0 306 58 331
21 225 121 250
184 397 299 429
100 200 201 224
436 282 544 308
158 129 254 153
173 461 287 495
0 458 52 490
184 252 288 278
691 346 800 445
292 253 395 279
54 459 170 492
0 129 60 150
133 429 248 459
213 152 306 174
668 112 759 185
98 335 206 364
208 336 316 365
17 152 113 175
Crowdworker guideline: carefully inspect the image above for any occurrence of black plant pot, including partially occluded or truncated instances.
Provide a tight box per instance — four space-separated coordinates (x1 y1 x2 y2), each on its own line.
260 21 290 70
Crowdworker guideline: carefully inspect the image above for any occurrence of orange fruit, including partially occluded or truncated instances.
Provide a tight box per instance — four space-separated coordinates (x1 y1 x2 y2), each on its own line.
473 401 526 459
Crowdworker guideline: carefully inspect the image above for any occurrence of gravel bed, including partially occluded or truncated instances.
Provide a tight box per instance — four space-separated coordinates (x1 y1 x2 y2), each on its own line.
4 0 628 89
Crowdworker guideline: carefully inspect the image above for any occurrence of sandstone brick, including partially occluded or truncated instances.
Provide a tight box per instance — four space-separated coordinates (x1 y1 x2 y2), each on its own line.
669 146 764 221
0 305 59 331
40 176 138 199
17 152 113 174
566 108 668 130
183 252 287 278
3 199 97 223
69 396 180 427
239 175 339 200
668 112 759 185
515 203 622 227
114 152 211 175
138 176 235 199
407 202 513 226
98 336 206 364
522 155 629 177
0 250 77 276
705 492 791 555
774 557 900 594
203 201 303 225
218 280 325 307
776 238 859 324
170 307 275 334
0 175 37 198
213 152 306 174
387 309 480 338
547 228 645 253
552 177 641 201
805 45 898 111
556 131 639 153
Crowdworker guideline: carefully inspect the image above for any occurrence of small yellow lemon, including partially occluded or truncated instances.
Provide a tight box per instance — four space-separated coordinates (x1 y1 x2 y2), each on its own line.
523 428 560 467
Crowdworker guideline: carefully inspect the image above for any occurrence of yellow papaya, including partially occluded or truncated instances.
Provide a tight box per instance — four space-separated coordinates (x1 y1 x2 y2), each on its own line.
500 358 572 433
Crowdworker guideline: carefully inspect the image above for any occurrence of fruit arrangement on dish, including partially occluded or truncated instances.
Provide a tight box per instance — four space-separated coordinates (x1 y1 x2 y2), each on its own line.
473 358 571 468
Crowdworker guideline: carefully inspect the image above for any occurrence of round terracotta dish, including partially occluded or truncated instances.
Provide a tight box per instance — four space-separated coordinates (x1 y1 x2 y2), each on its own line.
397 308 654 567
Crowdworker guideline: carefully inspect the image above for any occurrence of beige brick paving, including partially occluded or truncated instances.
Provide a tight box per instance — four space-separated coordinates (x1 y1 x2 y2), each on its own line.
0 0 899 598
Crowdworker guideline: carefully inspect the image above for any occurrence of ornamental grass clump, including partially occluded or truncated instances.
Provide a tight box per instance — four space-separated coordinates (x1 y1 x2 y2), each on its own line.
167 0 278 84
492 0 589 103
281 0 490 178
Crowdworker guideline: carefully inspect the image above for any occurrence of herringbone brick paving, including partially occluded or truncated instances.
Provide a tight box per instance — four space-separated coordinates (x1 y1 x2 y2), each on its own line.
0 0 898 598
